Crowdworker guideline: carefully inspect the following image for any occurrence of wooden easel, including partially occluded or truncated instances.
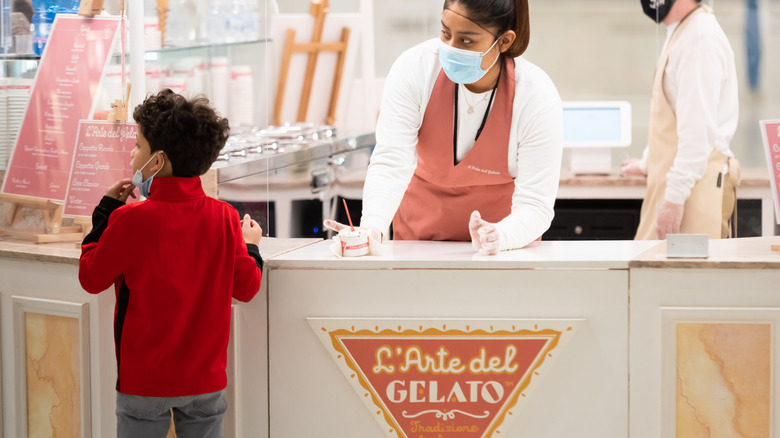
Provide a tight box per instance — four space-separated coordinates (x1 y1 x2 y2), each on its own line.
274 0 350 126
107 0 130 123
108 83 132 122
0 194 84 243
77 0 104 17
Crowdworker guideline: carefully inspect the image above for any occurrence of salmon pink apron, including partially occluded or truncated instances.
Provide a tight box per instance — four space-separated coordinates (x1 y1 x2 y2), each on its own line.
393 56 517 241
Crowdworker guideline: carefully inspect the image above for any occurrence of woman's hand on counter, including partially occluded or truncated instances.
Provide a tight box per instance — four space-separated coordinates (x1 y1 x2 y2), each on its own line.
619 158 645 177
106 178 137 203
469 211 500 255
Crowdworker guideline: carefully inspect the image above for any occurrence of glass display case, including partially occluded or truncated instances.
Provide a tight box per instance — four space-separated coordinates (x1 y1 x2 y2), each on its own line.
0 10 272 166
0 1 366 241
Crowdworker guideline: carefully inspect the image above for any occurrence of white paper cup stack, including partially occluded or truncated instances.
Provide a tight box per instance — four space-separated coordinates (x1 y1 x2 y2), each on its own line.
13 34 32 55
144 16 162 51
228 65 254 127
160 63 173 79
145 63 162 96
161 76 188 96
6 78 33 163
170 61 196 97
209 57 229 118
184 57 208 97
0 79 8 169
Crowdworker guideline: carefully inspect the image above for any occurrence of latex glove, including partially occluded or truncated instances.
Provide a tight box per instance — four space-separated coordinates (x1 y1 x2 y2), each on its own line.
241 214 263 245
105 178 137 203
656 201 684 240
619 158 645 177
469 211 500 255
323 220 384 255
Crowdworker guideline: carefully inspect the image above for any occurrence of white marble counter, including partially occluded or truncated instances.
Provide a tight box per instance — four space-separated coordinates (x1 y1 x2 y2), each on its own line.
269 239 661 270
0 239 81 264
630 236 780 269
0 237 321 266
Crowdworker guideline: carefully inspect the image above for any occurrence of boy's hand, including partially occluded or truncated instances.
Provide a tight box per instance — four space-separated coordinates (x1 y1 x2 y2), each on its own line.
241 214 263 245
106 178 137 202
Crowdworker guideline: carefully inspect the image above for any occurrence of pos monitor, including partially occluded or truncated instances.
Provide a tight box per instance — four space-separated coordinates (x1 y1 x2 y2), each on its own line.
562 101 632 175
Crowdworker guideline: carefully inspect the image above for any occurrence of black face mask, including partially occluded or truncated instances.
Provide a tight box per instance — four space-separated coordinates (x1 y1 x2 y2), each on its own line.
641 0 676 23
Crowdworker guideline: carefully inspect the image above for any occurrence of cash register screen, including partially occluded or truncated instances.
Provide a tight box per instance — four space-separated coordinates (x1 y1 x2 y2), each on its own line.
562 101 631 148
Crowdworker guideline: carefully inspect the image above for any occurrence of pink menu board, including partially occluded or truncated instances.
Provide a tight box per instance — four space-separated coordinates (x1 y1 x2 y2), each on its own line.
1 15 120 201
760 120 780 224
64 121 137 216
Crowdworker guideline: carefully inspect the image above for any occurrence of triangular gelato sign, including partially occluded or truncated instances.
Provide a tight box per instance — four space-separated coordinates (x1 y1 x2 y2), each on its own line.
308 318 580 438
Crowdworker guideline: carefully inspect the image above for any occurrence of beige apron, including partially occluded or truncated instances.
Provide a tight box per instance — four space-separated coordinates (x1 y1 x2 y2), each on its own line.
635 5 735 240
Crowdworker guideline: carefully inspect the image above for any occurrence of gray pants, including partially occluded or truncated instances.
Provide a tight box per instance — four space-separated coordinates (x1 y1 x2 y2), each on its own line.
116 389 227 438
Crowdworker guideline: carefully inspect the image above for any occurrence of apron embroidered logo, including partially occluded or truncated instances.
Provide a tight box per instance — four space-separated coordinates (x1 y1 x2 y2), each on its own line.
467 165 501 176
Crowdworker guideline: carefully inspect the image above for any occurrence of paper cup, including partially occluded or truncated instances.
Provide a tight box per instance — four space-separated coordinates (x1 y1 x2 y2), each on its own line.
336 229 370 257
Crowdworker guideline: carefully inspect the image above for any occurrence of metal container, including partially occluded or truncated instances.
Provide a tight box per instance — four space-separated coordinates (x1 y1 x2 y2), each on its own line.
212 127 375 238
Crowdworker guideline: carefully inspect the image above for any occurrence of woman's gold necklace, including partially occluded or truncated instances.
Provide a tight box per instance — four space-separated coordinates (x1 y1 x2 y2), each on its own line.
460 73 499 114
461 86 490 114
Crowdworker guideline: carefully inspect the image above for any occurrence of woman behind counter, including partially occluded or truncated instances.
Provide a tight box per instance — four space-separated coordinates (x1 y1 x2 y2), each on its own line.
327 0 562 255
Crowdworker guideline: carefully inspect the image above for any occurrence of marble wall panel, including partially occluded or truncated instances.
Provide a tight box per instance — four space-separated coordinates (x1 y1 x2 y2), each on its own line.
676 323 771 438
25 312 81 438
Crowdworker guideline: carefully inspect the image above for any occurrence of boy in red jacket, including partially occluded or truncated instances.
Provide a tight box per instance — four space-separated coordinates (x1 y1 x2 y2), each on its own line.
79 89 263 438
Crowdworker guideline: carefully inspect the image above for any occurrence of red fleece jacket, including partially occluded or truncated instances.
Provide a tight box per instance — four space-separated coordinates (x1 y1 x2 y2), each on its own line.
79 177 262 396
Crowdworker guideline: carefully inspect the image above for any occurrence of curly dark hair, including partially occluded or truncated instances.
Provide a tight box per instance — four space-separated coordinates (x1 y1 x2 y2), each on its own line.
132 89 230 177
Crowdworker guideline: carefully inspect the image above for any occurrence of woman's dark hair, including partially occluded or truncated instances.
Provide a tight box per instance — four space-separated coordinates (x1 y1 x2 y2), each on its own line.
133 89 230 177
443 0 530 58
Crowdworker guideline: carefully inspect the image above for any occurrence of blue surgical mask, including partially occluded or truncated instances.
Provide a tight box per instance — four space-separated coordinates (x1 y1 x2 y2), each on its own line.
132 152 164 198
438 39 500 84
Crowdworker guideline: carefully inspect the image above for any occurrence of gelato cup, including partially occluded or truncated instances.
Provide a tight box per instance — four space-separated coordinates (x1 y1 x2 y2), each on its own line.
336 228 370 257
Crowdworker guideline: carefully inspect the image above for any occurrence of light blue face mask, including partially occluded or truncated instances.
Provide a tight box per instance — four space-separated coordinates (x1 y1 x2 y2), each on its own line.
438 38 500 84
132 152 164 198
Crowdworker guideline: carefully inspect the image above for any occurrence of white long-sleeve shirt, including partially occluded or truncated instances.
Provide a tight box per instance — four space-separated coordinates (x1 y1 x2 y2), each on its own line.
360 38 563 251
640 11 738 205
